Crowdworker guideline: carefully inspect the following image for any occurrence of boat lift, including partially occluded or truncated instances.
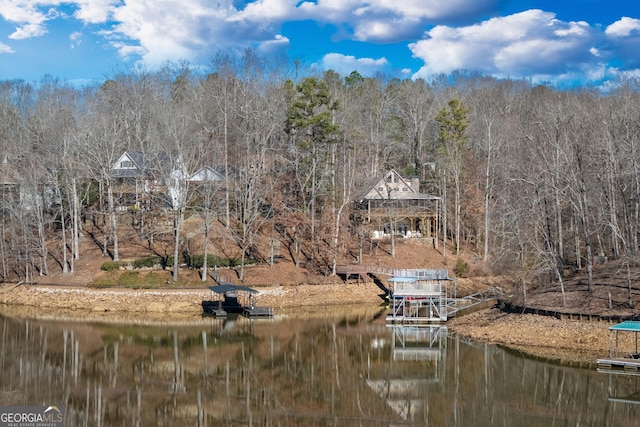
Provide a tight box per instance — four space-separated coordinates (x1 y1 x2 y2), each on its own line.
386 269 455 323
383 268 502 323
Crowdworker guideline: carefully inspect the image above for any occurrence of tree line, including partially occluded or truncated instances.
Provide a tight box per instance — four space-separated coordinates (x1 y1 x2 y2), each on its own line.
1 53 640 305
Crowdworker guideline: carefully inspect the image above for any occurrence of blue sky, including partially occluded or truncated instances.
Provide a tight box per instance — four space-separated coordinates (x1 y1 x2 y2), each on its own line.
0 0 639 86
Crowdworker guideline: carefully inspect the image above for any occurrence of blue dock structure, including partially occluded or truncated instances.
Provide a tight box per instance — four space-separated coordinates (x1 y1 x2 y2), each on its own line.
597 321 640 373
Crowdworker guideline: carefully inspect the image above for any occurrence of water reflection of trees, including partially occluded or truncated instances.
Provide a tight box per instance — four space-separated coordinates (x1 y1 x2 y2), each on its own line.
1 313 640 426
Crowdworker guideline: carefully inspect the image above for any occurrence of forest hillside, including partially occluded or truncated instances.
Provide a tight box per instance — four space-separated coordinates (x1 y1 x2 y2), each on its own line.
24 213 640 318
2 65 640 317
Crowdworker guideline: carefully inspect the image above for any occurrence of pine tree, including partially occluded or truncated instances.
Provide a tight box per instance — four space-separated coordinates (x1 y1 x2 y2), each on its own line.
436 98 470 257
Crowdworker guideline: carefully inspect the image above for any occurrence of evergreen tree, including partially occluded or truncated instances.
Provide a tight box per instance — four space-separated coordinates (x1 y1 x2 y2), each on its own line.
436 98 470 257
285 77 340 261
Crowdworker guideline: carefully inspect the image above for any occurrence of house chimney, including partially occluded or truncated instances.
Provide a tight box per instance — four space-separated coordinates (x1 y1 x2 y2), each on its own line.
411 176 420 192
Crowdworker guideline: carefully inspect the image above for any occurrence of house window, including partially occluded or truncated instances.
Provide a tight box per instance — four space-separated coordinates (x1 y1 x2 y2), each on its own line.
120 160 134 169
402 187 408 191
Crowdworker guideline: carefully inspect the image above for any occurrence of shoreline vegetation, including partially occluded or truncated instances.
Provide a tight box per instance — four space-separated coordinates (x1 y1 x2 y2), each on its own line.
0 282 626 367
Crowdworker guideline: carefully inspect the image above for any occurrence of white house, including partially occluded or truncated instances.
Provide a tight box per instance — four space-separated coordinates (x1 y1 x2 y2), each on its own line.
188 165 224 183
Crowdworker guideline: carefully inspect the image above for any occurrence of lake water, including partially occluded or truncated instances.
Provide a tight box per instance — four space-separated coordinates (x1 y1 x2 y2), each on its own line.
1 306 639 426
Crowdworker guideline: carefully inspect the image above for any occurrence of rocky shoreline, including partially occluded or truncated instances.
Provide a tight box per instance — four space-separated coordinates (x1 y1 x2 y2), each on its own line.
0 283 627 365
0 282 385 313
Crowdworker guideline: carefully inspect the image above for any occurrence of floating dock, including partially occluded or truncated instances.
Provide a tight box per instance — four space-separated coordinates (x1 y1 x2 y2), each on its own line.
202 283 273 318
597 358 640 373
243 306 274 318
201 300 228 317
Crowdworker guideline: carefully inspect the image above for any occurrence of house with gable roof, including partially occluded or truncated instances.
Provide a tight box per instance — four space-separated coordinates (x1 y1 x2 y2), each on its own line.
111 151 155 180
188 165 224 183
110 151 168 210
352 169 439 240
181 165 228 214
110 151 229 211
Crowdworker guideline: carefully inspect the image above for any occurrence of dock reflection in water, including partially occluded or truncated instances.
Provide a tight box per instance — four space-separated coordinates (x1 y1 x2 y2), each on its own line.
0 307 638 426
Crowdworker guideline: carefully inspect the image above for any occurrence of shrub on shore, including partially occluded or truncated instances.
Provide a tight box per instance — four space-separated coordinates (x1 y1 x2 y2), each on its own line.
100 256 164 272
89 270 195 289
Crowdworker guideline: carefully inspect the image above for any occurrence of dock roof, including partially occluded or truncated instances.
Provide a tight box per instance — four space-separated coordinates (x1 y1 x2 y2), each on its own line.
609 321 640 332
209 284 258 294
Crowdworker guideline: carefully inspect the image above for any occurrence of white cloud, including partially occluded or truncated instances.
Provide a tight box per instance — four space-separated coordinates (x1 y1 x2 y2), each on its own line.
9 22 46 39
293 0 505 43
320 52 388 77
231 0 300 21
0 0 115 40
73 0 117 24
0 41 14 53
257 34 290 54
108 41 145 60
605 17 640 37
0 1 60 39
410 10 601 81
69 30 83 48
101 0 298 66
297 0 502 23
603 17 640 69
229 0 506 43
352 18 409 41
107 0 234 65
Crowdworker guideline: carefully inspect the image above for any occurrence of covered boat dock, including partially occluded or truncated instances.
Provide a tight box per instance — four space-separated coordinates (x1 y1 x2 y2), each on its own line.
597 321 640 373
202 283 273 318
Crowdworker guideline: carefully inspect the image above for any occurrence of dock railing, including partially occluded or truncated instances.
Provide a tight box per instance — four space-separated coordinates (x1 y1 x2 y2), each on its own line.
368 267 451 280
446 287 504 317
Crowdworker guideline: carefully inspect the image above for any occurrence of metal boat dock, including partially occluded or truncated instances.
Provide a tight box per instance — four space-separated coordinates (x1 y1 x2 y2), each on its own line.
386 270 452 323
336 264 502 323
381 269 500 323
